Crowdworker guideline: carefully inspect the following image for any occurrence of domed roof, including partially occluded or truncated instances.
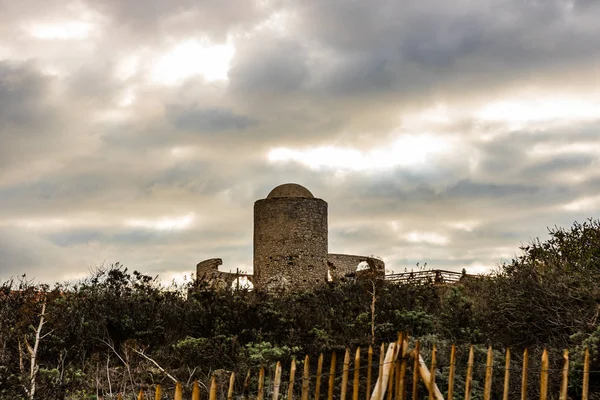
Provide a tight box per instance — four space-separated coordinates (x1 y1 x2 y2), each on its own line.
267 183 314 199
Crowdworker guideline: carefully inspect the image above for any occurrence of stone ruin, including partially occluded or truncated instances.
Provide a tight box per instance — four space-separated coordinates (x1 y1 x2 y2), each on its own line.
195 183 385 292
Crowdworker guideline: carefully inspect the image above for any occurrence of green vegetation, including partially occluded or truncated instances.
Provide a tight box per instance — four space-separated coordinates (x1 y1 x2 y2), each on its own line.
1 219 599 399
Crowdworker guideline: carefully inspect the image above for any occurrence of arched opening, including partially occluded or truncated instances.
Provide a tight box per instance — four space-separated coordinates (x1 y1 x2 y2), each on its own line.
356 261 370 272
231 276 254 290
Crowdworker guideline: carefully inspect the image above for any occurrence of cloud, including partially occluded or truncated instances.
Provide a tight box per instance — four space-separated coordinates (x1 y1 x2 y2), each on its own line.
1 0 600 283
0 227 85 282
168 106 257 133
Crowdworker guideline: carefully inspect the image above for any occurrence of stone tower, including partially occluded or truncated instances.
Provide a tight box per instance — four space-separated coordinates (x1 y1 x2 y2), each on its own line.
253 183 328 291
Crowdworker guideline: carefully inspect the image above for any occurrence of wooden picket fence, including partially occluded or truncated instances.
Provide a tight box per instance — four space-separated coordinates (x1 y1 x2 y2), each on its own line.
117 334 593 400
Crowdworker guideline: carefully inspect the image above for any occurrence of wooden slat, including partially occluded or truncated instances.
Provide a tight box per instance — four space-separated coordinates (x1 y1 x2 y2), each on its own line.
395 334 404 400
354 347 361 400
503 348 510 400
376 343 385 400
210 377 217 400
243 370 251 400
328 352 337 400
387 342 397 400
412 341 420 400
428 345 437 400
397 336 408 400
289 358 297 400
341 349 351 400
521 349 528 400
447 345 456 400
228 372 236 400
258 367 265 400
155 385 161 400
192 381 201 400
582 348 590 400
367 346 373 400
371 343 397 400
302 355 311 400
273 362 283 400
413 348 443 400
175 382 183 400
559 350 568 400
315 354 324 400
464 346 474 400
540 349 548 400
483 346 493 400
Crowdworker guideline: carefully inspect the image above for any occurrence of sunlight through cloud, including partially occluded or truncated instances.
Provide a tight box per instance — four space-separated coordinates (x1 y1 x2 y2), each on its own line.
268 135 453 172
27 22 93 40
126 213 195 231
477 98 600 123
150 39 235 85
405 231 450 245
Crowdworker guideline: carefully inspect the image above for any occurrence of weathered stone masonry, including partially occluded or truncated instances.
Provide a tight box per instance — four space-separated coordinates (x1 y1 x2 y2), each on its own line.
196 258 254 290
196 183 385 292
327 254 385 281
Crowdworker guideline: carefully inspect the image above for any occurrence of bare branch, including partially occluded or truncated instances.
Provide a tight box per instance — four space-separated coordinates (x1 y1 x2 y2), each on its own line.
129 347 177 384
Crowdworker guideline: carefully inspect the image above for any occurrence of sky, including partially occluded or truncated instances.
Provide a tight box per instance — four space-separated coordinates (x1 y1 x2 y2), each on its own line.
1 0 600 284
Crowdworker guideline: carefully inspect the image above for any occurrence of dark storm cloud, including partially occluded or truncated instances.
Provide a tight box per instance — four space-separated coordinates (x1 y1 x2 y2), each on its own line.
81 0 270 40
168 105 257 133
229 37 309 96
0 61 55 130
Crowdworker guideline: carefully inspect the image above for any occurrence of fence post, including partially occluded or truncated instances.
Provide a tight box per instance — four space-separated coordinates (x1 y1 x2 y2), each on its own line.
340 349 350 400
155 385 161 400
428 345 437 400
503 348 510 400
328 352 337 400
258 367 265 400
289 358 297 400
302 355 311 400
377 343 385 400
395 334 403 400
354 347 361 400
413 346 443 400
193 381 200 400
228 373 236 400
371 342 397 400
388 340 399 400
483 346 493 400
582 348 589 400
210 376 217 400
447 345 456 400
138 388 144 400
243 370 251 400
273 362 283 400
397 335 408 400
175 382 183 400
315 354 324 400
464 346 474 400
412 341 420 400
559 350 568 400
521 349 528 400
540 349 548 400
367 346 373 400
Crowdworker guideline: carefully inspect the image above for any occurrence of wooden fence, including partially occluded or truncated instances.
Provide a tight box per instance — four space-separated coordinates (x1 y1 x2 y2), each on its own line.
385 270 477 285
113 334 593 400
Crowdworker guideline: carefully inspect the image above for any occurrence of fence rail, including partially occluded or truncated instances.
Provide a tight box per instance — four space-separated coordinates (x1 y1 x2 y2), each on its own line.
108 333 592 400
385 270 477 285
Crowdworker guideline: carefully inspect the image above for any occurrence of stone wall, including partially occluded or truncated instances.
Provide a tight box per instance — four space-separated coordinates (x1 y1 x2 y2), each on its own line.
327 253 385 281
253 197 328 291
196 258 254 290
